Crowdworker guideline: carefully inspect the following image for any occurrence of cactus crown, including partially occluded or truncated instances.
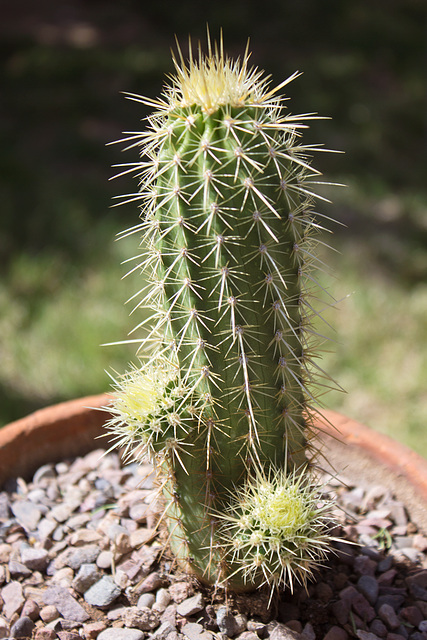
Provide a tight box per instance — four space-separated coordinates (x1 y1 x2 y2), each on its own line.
107 34 338 596
166 37 288 113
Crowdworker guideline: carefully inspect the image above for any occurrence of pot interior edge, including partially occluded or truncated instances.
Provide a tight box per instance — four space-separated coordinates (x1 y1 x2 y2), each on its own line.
318 433 427 535
1 399 426 537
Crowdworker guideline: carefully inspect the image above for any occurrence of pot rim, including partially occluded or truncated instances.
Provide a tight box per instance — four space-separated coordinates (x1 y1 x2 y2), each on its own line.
1 395 426 529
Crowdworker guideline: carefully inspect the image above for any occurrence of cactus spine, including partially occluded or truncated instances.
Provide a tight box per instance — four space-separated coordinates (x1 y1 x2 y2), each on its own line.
107 36 336 593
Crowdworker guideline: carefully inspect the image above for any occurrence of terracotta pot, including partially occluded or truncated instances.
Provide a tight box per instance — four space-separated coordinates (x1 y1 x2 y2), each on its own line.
1 396 426 533
0 394 112 488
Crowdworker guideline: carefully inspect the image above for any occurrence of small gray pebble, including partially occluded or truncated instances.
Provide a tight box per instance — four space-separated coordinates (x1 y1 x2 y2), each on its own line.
392 536 414 550
399 547 422 563
301 622 315 640
20 546 49 571
408 584 427 601
52 524 66 541
354 555 377 576
357 575 379 605
49 502 76 523
123 606 160 631
43 585 90 623
33 464 56 484
8 560 32 579
10 615 35 638
72 563 102 594
98 629 145 640
84 576 122 608
11 501 42 531
96 550 113 570
58 618 83 631
406 571 427 590
0 493 11 519
269 623 303 640
369 619 387 637
66 513 92 530
233 614 247 635
27 488 47 503
156 588 171 608
216 607 237 637
21 599 40 621
107 523 129 541
396 624 409 639
37 518 57 540
378 603 400 630
150 621 177 640
106 605 129 621
360 547 382 561
176 593 205 618
359 534 381 549
49 566 74 588
55 462 69 474
160 603 178 628
56 544 101 571
247 621 266 635
316 582 334 602
377 595 405 610
137 593 156 609
95 478 112 492
377 556 393 573
356 632 380 640
182 622 213 640
46 482 61 501
129 502 149 522
1 581 24 619
390 503 408 527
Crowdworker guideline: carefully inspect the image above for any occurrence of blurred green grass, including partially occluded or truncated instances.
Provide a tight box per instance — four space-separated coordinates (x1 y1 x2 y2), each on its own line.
1 1 426 455
319 185 427 456
3 185 426 455
0 237 137 413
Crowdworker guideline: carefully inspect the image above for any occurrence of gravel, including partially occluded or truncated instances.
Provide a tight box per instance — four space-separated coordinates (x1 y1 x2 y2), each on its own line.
176 594 205 618
83 576 122 608
43 585 90 622
10 613 36 637
1 448 427 640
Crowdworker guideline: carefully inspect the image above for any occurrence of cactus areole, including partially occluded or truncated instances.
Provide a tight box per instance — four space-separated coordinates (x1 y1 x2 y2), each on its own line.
107 36 338 594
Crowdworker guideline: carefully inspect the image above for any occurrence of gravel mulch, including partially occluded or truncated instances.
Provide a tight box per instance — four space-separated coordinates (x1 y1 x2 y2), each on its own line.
1 448 427 640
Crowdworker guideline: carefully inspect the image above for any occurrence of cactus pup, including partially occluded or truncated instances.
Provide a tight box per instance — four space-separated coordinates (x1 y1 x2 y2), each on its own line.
106 34 337 594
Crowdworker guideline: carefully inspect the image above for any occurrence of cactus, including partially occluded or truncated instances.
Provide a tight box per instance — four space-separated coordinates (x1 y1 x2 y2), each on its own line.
106 35 337 594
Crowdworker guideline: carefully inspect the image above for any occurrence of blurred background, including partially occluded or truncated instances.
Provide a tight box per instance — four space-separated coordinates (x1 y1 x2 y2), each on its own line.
1 0 426 454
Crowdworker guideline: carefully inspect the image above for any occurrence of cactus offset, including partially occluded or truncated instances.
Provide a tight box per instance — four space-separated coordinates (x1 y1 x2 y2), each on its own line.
106 36 337 593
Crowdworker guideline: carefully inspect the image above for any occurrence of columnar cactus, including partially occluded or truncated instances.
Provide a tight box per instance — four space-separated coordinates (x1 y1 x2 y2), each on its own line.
106 36 337 594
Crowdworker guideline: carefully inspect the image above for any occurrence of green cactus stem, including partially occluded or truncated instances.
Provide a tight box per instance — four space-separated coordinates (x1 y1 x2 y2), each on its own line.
106 35 338 593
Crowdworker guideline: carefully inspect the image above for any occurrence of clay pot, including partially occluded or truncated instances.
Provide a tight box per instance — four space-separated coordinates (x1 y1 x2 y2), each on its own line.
1 396 426 532
0 394 111 488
